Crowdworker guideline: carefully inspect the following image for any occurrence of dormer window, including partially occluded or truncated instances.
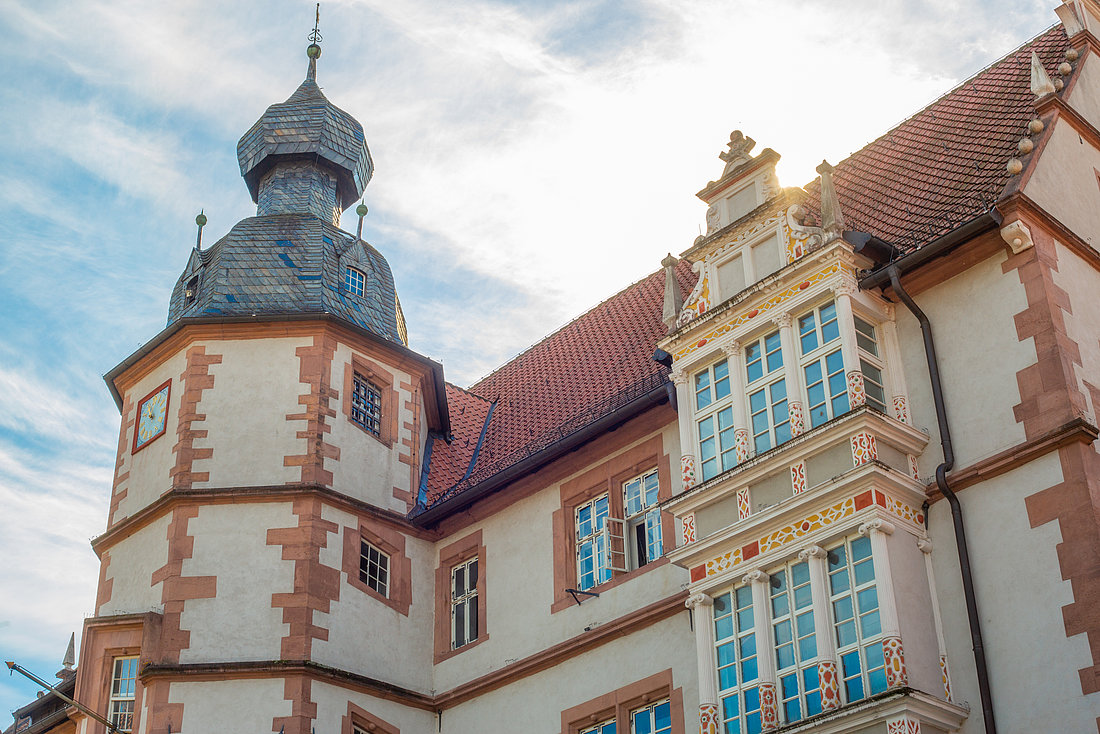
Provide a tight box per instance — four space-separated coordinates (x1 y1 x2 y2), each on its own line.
345 266 365 296
185 275 199 305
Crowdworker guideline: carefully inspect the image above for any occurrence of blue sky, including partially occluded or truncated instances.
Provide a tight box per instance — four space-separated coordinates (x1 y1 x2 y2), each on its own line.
0 0 1053 717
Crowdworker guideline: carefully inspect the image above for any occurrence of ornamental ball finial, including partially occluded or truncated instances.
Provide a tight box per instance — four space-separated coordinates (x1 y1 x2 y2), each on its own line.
1007 158 1024 175
356 203 368 217
1018 138 1034 154
306 43 322 59
1059 61 1073 76
1028 118 1045 134
196 211 207 227
1067 48 1080 62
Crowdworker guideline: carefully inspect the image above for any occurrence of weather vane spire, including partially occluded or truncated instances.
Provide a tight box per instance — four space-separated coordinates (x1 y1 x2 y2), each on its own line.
306 3 322 81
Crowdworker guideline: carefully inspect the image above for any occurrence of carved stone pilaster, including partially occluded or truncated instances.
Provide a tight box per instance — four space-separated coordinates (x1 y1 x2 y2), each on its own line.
771 312 793 329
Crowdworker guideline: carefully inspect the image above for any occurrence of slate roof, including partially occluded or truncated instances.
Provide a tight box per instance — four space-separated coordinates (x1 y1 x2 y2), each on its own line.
237 59 373 210
167 215 406 345
802 24 1068 251
414 24 1073 515
418 260 697 509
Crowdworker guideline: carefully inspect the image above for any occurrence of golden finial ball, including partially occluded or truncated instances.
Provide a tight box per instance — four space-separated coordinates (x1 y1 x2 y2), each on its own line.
307 43 322 59
196 213 208 227
356 203 368 217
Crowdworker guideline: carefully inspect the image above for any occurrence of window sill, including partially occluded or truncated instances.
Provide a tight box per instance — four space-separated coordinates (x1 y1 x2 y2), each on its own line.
550 556 671 614
434 633 489 665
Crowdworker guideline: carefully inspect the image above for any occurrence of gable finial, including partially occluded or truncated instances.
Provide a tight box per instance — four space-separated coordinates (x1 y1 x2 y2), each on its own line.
719 131 756 176
306 3 322 81
195 210 207 250
1030 52 1056 98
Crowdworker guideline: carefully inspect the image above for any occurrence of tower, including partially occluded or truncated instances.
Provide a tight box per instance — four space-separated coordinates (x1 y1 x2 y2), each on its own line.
78 33 449 734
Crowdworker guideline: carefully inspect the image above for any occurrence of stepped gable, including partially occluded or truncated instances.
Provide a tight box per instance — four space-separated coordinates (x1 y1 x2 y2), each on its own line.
167 215 405 345
420 259 696 508
802 25 1068 251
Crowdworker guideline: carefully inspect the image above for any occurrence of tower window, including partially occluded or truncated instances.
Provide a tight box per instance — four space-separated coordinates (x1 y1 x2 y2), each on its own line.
185 275 199 304
359 540 389 597
345 266 365 296
351 372 382 436
108 656 138 733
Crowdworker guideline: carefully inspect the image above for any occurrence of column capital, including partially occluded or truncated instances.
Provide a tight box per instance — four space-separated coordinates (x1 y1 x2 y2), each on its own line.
858 518 896 537
771 312 793 329
831 274 858 297
741 569 769 586
670 368 688 386
917 537 933 555
798 545 828 562
882 302 896 321
721 340 742 357
686 591 713 610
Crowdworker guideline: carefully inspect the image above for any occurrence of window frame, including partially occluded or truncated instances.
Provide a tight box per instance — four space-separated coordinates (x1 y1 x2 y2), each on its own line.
359 540 390 598
797 300 848 429
560 669 684 734
435 530 488 663
345 265 366 296
108 655 138 733
694 359 738 481
351 371 384 437
622 468 663 570
768 558 821 725
827 534 887 703
342 520 411 616
853 314 888 414
451 556 480 650
342 354 398 447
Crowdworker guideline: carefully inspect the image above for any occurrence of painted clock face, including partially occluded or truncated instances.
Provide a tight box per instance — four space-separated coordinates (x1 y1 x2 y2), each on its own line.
134 381 171 453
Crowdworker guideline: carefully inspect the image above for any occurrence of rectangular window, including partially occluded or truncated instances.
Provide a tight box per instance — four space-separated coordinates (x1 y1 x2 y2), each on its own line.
108 656 138 733
771 561 821 724
828 535 886 703
576 494 613 591
359 540 389 598
853 317 878 356
696 359 737 481
630 699 672 734
714 586 762 734
623 469 662 568
345 266 365 296
749 378 790 454
580 722 617 734
799 301 849 428
797 302 840 354
451 557 479 649
745 331 783 383
854 317 887 414
351 372 383 436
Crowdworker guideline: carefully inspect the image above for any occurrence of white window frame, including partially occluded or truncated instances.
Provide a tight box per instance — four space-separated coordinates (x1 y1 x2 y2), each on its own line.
769 558 821 725
694 358 737 481
853 315 888 414
451 556 479 649
576 494 614 591
345 265 366 296
714 584 762 734
745 328 789 455
108 655 138 733
630 698 673 734
359 540 389 598
351 372 383 436
797 300 848 429
623 469 662 569
827 534 886 703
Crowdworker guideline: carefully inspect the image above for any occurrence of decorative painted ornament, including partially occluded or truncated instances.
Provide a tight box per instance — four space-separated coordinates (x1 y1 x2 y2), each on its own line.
134 380 171 452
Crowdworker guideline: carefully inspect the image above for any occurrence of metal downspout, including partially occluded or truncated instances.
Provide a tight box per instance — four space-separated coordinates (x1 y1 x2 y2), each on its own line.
887 266 997 734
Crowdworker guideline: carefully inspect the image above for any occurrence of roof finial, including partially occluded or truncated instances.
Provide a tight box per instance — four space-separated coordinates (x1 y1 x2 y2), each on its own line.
306 3 322 82
195 210 207 250
816 160 846 243
355 201 368 241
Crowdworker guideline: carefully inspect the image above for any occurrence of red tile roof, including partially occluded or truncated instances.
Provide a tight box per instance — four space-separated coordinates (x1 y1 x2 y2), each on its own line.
419 260 696 508
803 25 1068 251
415 24 1072 515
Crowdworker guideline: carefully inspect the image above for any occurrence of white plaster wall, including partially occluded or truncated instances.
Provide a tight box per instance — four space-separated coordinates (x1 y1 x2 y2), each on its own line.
895 249 1032 476
1067 53 1100 141
1025 119 1100 254
98 514 171 616
928 452 1100 732
311 504 435 691
1052 240 1100 422
177 502 296 663
439 614 697 734
170 677 291 734
431 424 691 692
328 341 417 513
117 351 189 518
194 337 311 488
310 680 437 733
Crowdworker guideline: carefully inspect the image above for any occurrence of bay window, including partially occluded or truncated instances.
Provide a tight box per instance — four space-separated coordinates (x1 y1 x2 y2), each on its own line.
710 532 891 728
